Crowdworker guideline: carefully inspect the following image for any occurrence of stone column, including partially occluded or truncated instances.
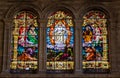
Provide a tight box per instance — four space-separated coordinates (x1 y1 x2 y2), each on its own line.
38 19 47 72
0 19 3 73
74 19 83 72
2 19 13 73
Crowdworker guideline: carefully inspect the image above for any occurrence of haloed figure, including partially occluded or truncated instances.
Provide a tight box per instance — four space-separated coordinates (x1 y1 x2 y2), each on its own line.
93 26 102 43
85 47 96 61
17 47 37 61
18 27 26 46
27 24 38 45
83 26 93 43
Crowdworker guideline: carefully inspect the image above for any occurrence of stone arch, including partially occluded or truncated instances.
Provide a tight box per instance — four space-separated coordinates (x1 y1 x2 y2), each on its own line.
5 3 41 19
43 4 77 72
78 3 111 19
2 3 42 73
78 3 113 73
41 3 76 19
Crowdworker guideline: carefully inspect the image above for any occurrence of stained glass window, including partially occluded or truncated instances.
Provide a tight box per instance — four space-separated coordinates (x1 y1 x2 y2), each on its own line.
82 11 110 73
10 11 38 73
46 11 74 73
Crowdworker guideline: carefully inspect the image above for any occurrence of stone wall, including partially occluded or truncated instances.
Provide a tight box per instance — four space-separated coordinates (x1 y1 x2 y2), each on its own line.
0 0 120 77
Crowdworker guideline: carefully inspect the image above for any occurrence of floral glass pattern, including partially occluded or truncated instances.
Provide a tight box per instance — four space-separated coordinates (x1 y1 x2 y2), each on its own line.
10 11 38 73
82 11 110 73
46 11 74 73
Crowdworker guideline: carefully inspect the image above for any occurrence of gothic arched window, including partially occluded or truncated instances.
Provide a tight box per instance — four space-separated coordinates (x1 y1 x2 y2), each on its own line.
10 11 39 73
46 11 74 73
82 10 110 73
